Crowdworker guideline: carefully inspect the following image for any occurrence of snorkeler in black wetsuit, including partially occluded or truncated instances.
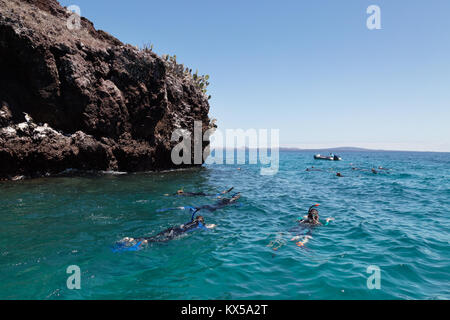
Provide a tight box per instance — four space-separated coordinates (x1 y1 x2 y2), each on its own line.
306 167 324 172
290 204 334 247
191 193 241 213
291 204 333 246
268 204 334 250
141 215 214 243
114 216 217 251
112 193 242 252
297 205 325 226
351 166 389 174
156 192 242 215
167 187 234 197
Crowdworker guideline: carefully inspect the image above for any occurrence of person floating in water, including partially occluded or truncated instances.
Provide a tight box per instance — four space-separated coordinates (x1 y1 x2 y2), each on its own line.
297 204 334 226
113 215 217 252
191 193 241 213
351 166 389 174
336 172 343 177
291 204 334 246
268 204 334 251
306 166 324 172
157 193 242 214
165 187 234 197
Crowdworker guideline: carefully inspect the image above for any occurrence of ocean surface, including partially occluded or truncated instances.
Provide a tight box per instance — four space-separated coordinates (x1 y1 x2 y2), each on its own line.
0 151 449 300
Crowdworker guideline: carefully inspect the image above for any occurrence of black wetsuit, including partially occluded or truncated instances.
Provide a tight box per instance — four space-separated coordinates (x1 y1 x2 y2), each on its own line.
175 187 234 197
177 192 210 196
141 220 208 243
288 221 319 238
192 196 240 213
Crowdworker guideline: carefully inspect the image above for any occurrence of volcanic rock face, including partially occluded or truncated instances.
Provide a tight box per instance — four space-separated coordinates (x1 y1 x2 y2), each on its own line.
0 0 212 179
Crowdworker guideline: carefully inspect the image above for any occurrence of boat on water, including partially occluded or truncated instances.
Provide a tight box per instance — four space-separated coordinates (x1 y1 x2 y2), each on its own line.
314 154 342 161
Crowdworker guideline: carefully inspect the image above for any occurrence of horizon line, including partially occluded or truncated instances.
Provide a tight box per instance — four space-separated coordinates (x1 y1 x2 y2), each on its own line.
208 146 450 153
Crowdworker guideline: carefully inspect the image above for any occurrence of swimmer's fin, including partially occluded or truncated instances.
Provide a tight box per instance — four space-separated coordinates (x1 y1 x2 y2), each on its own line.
224 187 234 194
111 241 143 253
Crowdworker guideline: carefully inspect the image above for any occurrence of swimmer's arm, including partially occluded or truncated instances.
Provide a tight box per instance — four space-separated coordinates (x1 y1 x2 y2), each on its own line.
324 217 334 226
119 237 148 246
198 223 216 231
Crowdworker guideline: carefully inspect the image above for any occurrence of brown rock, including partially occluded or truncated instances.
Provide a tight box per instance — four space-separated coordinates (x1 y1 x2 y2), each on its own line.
0 0 212 179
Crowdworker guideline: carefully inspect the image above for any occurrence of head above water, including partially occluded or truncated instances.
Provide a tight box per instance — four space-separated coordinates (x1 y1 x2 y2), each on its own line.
307 204 320 223
195 215 205 224
177 189 184 195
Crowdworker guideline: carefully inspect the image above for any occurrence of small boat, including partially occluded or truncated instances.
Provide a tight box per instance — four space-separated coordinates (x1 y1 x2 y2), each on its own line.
314 154 334 160
314 154 342 161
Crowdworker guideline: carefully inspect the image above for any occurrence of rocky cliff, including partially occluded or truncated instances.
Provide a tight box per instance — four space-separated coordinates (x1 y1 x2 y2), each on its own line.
0 0 212 180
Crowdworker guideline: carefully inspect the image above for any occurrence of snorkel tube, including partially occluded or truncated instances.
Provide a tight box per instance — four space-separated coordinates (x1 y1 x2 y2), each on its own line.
190 208 200 221
298 204 320 221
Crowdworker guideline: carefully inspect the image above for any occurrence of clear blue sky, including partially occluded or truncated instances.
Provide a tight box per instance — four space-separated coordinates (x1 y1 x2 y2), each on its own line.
60 0 450 151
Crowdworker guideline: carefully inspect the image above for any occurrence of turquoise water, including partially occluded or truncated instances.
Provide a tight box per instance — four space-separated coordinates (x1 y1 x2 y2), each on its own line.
0 151 449 300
